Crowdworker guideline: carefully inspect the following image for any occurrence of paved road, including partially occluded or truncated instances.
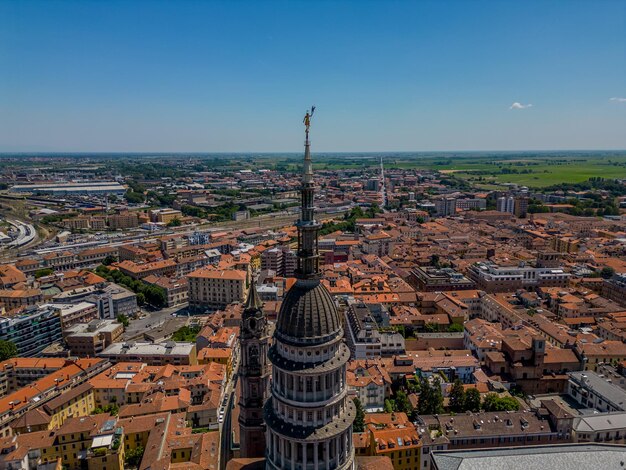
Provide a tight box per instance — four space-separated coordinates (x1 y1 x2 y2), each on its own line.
219 370 238 470
122 304 190 341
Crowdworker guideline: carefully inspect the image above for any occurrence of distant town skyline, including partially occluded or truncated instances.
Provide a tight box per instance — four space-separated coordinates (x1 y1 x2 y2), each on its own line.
1 0 625 152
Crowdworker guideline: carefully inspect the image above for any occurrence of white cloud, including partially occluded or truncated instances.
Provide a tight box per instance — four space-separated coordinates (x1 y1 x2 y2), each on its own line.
510 102 533 110
610 97 626 102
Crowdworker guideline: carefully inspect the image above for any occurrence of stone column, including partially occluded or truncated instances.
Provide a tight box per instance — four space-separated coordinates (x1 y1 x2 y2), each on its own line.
273 433 277 462
291 441 296 470
279 437 284 468
325 440 330 470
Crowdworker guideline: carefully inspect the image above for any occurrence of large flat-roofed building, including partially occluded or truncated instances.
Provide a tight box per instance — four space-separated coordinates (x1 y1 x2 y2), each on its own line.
101 283 139 318
567 370 626 412
9 181 126 195
468 261 570 293
434 197 457 216
187 267 248 313
64 319 124 357
0 306 63 357
98 341 197 365
408 267 475 292
344 301 405 359
149 208 182 224
52 301 99 332
107 211 140 229
431 444 626 470
52 283 138 319
455 197 487 211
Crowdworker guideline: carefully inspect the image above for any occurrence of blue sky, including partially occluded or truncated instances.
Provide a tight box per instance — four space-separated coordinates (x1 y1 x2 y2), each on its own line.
0 0 624 152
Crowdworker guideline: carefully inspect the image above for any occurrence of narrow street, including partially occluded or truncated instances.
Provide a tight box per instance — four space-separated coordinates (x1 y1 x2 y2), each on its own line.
219 360 239 469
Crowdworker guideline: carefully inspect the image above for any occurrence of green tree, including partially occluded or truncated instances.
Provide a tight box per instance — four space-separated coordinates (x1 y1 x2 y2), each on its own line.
172 325 201 342
394 325 406 338
366 203 381 218
430 254 440 268
481 393 499 411
482 393 520 412
464 387 481 412
448 323 464 333
126 180 146 193
167 218 182 227
96 265 167 308
124 445 145 468
102 255 117 266
384 399 395 413
418 376 444 415
448 379 465 413
430 377 444 414
395 390 413 415
601 267 616 279
144 285 167 307
93 403 119 416
124 191 145 204
406 377 420 394
116 314 129 328
0 340 17 361
417 377 432 415
34 268 54 279
353 398 365 432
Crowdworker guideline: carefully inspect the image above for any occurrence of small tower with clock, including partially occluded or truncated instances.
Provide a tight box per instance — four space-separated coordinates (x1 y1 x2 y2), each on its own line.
238 279 271 458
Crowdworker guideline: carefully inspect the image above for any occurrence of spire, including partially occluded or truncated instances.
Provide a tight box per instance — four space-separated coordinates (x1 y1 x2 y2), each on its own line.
303 126 313 186
244 278 263 311
296 107 320 279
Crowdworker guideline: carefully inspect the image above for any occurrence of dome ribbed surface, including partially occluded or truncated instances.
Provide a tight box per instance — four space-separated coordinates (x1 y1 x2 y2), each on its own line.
276 278 341 344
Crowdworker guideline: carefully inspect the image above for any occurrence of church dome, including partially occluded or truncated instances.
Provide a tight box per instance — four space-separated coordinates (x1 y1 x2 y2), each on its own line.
275 278 342 345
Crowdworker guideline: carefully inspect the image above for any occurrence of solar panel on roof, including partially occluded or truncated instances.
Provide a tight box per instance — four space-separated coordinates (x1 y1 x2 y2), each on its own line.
102 420 116 431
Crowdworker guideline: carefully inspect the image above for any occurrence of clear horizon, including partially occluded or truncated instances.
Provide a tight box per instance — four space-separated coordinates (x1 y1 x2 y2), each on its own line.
1 0 625 152
2 149 626 156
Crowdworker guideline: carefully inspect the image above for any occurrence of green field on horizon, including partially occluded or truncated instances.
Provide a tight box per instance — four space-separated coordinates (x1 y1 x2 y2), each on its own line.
385 153 626 187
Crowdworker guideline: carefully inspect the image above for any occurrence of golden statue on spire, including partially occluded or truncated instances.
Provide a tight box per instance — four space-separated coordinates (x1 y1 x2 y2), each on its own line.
303 106 315 134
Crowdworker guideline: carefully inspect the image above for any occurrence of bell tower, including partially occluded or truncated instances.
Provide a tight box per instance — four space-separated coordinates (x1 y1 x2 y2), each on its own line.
238 280 271 458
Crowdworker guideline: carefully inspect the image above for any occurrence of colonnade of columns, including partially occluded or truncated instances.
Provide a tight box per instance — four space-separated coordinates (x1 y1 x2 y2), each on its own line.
273 368 345 404
267 429 353 470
